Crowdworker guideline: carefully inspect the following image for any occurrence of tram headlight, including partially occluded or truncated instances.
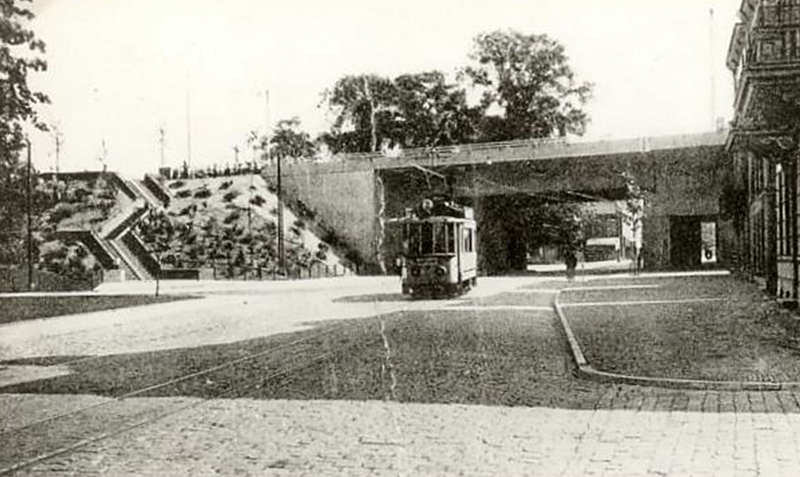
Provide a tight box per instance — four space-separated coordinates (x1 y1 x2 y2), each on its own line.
411 267 421 277
435 266 447 277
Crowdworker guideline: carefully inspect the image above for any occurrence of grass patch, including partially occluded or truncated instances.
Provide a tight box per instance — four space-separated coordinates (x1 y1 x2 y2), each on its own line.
0 294 197 325
563 276 800 382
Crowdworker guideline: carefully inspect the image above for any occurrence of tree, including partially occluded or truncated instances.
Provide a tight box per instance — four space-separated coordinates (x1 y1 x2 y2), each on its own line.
0 0 49 265
269 117 316 162
320 74 397 153
463 30 592 141
320 71 482 153
518 201 588 255
620 171 645 272
392 71 480 148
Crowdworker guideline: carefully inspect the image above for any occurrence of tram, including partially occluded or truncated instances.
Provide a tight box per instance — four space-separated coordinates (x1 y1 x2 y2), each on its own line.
396 198 477 298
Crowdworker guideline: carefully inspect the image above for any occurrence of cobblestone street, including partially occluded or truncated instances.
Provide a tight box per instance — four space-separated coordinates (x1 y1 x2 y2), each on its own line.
7 388 800 476
3 275 800 476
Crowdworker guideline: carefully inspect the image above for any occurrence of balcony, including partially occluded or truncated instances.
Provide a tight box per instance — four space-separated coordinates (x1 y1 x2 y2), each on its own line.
729 1 800 123
757 2 800 28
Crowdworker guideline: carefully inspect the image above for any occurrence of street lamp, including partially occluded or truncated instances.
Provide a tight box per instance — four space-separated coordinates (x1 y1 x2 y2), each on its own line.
26 138 33 291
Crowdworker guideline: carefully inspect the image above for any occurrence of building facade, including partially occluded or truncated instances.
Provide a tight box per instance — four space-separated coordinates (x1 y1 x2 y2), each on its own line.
727 0 800 300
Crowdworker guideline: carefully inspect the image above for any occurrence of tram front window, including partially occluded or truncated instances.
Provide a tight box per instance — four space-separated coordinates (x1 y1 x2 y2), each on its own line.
433 223 455 253
417 223 431 254
405 222 455 256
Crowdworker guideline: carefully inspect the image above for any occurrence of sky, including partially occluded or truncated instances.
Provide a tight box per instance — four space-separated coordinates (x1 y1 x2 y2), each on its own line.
26 0 741 177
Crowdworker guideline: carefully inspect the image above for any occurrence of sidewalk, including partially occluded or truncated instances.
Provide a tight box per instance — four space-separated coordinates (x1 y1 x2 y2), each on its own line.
528 258 634 274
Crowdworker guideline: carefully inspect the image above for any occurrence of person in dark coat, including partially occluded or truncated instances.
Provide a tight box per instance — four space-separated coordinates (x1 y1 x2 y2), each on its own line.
564 249 578 281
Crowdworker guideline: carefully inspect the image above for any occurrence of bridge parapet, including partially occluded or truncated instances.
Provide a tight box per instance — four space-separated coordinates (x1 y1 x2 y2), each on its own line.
268 131 727 179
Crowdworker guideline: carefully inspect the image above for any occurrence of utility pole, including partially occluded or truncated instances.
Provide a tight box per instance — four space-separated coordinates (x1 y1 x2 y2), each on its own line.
158 127 166 169
99 139 108 172
52 126 63 200
277 150 284 274
53 127 63 175
186 70 193 173
264 89 283 272
233 145 239 166
709 7 717 130
26 139 33 291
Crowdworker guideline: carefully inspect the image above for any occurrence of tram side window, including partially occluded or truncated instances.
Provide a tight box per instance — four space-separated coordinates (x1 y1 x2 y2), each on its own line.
406 224 421 256
446 223 455 253
463 227 474 252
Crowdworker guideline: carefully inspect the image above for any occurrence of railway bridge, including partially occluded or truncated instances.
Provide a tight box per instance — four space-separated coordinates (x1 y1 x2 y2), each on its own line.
265 130 728 274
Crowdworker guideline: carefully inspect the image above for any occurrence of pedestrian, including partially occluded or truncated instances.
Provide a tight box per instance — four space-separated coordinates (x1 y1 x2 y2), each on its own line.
564 249 577 281
636 245 644 274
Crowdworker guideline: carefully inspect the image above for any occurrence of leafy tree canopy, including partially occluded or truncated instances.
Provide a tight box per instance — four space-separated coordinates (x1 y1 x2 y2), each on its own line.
0 0 49 265
320 30 592 153
464 30 592 141
269 117 316 161
320 71 482 154
320 74 397 154
393 71 481 148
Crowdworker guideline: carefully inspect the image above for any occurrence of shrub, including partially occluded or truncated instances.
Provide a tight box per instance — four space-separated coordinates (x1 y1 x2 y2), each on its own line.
178 204 196 216
49 203 76 224
219 180 233 190
70 186 92 203
96 188 115 201
176 189 192 198
321 226 341 247
293 219 305 230
315 243 329 261
224 210 241 224
42 243 68 262
345 249 362 265
250 195 266 207
168 180 185 189
294 199 316 220
194 188 212 199
222 190 239 202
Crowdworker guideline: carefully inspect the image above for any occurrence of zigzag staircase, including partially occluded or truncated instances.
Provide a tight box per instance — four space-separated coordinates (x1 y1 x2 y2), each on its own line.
59 172 199 283
59 172 165 282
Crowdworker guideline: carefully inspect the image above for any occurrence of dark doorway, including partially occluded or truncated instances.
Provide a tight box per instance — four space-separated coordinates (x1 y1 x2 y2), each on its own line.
669 216 701 269
506 232 528 273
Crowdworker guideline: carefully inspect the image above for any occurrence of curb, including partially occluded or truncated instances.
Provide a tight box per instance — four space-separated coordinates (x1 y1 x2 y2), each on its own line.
553 288 800 392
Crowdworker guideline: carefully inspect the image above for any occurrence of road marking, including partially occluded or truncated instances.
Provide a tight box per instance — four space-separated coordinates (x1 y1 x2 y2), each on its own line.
508 289 560 294
565 284 662 291
560 298 726 308
446 305 553 312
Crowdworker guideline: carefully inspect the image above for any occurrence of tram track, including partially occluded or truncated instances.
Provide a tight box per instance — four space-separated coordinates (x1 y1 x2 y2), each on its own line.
0 319 376 476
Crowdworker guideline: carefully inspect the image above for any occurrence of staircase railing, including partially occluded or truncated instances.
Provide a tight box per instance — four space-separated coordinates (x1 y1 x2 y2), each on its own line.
104 202 148 240
143 173 172 207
